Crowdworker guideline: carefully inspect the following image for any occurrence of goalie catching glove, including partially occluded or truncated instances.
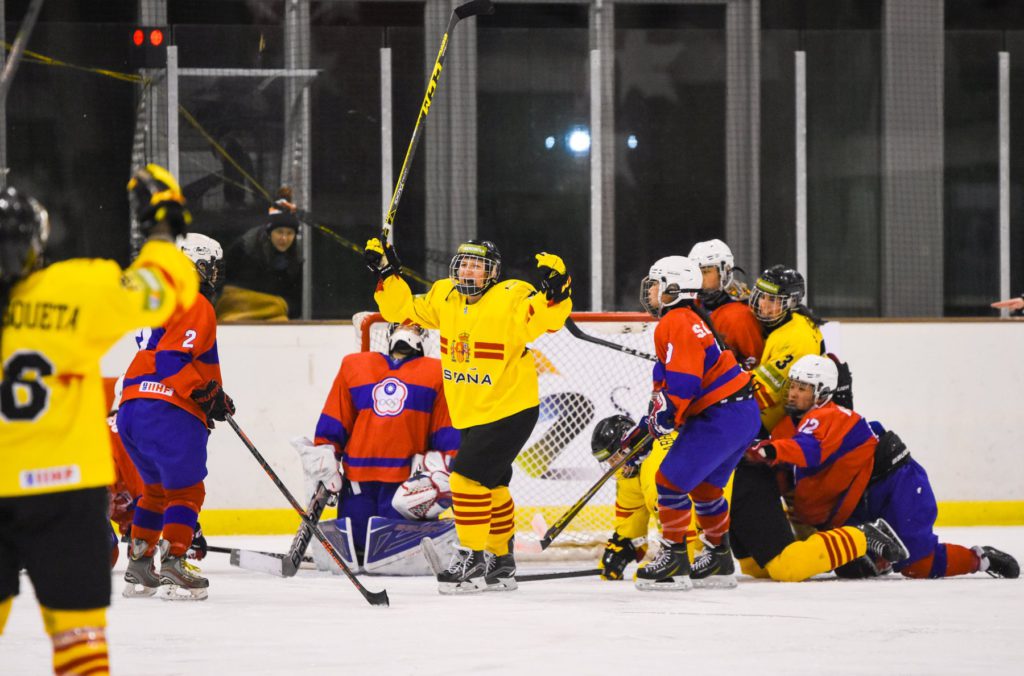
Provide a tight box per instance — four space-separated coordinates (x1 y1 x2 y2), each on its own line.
190 380 235 424
290 436 343 499
391 451 453 520
535 252 572 303
364 237 402 280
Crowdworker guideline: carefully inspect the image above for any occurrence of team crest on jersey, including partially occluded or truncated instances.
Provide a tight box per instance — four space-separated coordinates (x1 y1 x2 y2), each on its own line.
451 332 470 363
372 377 409 416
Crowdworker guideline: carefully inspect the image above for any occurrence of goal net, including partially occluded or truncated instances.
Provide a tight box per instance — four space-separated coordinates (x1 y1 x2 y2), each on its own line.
355 311 657 554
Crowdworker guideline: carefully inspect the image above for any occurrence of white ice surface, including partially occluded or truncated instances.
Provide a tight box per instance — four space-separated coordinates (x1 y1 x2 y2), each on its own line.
3 527 1023 675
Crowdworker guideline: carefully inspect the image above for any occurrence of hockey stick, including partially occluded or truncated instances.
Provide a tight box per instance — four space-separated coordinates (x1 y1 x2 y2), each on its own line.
540 432 653 550
381 0 494 243
564 318 657 362
206 545 314 565
517 569 602 582
280 481 334 577
0 0 45 108
225 414 389 607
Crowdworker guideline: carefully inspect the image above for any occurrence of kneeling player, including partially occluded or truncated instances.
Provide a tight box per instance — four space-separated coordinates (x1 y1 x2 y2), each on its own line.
748 355 1019 579
295 321 459 574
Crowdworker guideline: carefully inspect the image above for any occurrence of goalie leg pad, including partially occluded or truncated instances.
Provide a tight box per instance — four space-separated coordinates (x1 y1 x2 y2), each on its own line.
310 518 358 574
363 517 457 576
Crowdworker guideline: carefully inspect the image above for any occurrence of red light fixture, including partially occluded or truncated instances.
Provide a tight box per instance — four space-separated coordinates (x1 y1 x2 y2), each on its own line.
149 29 164 47
132 29 145 47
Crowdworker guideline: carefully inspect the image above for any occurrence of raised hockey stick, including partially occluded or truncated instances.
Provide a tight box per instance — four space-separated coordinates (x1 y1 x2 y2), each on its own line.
0 0 45 107
564 318 657 362
381 0 494 243
225 414 389 607
540 432 653 550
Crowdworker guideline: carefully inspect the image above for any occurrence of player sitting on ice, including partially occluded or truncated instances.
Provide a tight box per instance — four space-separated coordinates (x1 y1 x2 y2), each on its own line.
628 255 761 591
118 223 234 601
747 355 1019 580
292 321 459 575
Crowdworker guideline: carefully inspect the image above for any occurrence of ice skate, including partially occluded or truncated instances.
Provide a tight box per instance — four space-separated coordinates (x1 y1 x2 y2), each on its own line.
973 546 1020 579
123 538 164 598
635 539 692 591
857 519 909 564
436 546 487 595
484 551 517 591
159 552 209 601
689 533 737 589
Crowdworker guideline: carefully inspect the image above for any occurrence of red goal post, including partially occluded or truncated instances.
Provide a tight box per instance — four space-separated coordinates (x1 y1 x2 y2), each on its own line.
354 311 658 552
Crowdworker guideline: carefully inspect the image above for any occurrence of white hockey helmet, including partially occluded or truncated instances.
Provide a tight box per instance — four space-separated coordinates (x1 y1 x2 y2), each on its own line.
687 239 735 291
387 321 426 357
179 232 223 299
788 354 839 407
640 255 702 317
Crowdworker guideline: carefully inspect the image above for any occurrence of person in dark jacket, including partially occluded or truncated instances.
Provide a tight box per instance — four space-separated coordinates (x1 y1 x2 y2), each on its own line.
223 206 303 319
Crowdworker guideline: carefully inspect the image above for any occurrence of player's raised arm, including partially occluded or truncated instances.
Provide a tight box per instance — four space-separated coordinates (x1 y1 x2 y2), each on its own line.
365 236 441 328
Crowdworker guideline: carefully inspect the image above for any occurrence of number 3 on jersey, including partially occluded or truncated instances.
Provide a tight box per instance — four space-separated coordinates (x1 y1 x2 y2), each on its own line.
1 351 55 422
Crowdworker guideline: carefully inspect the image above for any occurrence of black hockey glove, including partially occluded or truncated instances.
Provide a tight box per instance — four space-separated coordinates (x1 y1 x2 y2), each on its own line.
364 237 402 280
535 252 572 303
599 533 646 581
191 380 235 422
187 522 208 561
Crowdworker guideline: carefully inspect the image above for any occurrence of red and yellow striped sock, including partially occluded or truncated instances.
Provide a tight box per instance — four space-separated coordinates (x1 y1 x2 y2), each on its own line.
41 606 109 675
485 486 515 555
449 472 492 551
764 526 866 582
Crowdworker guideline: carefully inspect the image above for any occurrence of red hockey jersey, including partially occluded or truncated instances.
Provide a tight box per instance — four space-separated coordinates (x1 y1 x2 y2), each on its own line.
707 299 764 370
120 295 223 424
769 402 877 529
653 305 751 425
314 352 458 483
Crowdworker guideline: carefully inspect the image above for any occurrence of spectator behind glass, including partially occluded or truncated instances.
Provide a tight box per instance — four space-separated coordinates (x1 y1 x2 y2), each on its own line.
218 187 304 320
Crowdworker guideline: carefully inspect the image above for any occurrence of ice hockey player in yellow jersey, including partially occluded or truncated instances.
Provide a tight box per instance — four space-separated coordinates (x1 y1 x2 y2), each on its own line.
0 166 198 675
365 237 572 593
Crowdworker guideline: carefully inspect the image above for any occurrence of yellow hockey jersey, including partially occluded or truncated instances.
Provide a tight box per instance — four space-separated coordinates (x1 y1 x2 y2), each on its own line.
374 275 571 428
751 311 824 430
0 241 198 497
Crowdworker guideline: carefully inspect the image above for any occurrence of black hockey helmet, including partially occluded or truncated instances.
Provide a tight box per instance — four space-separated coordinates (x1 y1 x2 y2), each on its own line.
750 264 805 326
0 186 49 288
128 163 191 239
449 239 501 296
591 414 636 462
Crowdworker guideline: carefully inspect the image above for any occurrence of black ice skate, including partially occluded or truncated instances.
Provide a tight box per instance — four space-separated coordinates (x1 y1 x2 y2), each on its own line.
159 552 210 601
973 546 1020 579
484 551 517 591
634 539 692 591
123 538 165 598
437 546 487 595
689 533 738 589
857 518 909 564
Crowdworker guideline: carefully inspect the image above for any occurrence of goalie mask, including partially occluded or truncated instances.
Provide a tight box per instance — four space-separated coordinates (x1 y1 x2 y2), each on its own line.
387 322 426 358
128 163 192 238
785 354 838 415
0 186 49 288
750 264 805 327
640 255 702 318
449 240 501 297
687 239 736 294
179 233 224 302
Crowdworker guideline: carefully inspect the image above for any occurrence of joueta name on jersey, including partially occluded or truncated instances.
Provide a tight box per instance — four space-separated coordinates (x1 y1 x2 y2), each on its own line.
1 300 79 331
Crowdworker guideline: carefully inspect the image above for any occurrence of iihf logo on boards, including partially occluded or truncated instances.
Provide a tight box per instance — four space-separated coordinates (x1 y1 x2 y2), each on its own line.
372 377 409 416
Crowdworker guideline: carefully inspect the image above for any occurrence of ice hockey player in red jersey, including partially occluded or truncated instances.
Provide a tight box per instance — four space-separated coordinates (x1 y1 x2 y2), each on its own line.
293 321 459 571
749 354 1019 579
630 255 761 590
687 239 763 369
117 231 234 600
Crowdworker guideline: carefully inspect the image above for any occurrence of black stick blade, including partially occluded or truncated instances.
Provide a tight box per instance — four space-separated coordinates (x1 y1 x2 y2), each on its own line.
367 589 391 607
455 0 494 20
